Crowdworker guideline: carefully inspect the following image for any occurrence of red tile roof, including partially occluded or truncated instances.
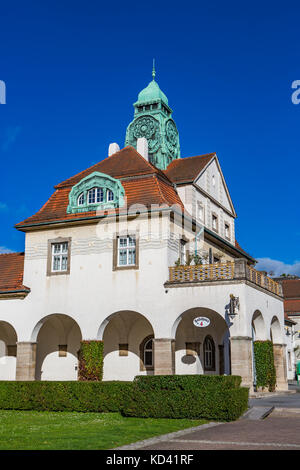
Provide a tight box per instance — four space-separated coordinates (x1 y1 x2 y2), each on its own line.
284 300 300 314
164 153 215 183
16 147 184 229
281 279 300 299
0 252 29 293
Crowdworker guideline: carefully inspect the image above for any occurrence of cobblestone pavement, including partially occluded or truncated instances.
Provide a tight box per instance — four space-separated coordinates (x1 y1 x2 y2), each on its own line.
140 407 300 451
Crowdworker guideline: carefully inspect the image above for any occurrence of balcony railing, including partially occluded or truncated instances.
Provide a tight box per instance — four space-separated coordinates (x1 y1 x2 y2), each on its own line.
168 259 282 296
169 262 235 283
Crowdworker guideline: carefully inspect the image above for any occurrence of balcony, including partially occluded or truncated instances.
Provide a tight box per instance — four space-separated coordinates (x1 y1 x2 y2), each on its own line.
167 259 282 297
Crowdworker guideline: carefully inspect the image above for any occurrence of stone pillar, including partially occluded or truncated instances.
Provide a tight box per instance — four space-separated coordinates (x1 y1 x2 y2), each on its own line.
230 336 253 389
273 344 288 391
154 338 175 375
16 342 37 381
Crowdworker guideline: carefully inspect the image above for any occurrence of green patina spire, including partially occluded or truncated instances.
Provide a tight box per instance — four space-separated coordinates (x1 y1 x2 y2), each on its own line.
125 62 180 170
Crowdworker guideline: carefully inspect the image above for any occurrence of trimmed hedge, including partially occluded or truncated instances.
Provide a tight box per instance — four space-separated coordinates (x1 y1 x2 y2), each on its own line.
253 340 276 392
0 375 249 421
123 387 249 421
0 381 131 412
133 375 242 391
78 340 104 381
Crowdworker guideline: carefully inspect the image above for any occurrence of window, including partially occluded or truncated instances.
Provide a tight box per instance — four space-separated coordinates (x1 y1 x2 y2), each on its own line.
52 242 68 272
88 187 104 204
107 189 114 201
212 213 218 232
47 238 71 276
180 239 187 265
203 336 216 371
140 335 154 371
118 236 136 266
212 175 216 187
197 202 204 222
113 234 139 270
78 193 85 206
225 223 230 240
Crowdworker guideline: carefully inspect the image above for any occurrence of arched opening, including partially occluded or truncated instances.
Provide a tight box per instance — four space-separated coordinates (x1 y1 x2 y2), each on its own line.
0 321 17 380
270 316 283 344
173 308 230 376
32 314 82 381
252 310 266 341
99 310 154 381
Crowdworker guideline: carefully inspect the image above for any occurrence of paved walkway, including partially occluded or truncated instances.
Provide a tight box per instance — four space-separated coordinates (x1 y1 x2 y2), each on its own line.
136 393 300 451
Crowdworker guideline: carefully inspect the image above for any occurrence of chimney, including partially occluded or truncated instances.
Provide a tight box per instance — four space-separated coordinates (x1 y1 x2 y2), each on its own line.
108 142 120 157
137 137 148 161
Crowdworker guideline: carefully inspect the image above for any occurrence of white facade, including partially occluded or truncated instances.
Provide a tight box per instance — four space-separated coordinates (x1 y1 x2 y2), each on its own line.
0 148 288 391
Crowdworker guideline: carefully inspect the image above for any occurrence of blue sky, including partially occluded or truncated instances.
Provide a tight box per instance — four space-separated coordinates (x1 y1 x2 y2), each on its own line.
0 0 299 275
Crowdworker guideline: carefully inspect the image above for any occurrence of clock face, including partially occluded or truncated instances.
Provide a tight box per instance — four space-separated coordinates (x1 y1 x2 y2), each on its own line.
165 120 178 155
130 115 160 153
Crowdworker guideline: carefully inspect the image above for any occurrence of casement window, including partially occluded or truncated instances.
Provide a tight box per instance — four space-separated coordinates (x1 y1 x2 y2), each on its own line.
113 234 139 270
224 222 230 240
140 335 154 371
107 189 114 201
197 202 204 222
47 238 71 276
203 336 216 371
118 236 136 266
88 187 104 204
212 213 218 233
52 243 68 272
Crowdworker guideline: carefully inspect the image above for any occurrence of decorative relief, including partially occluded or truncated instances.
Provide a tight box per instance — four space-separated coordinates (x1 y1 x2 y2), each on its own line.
129 115 161 154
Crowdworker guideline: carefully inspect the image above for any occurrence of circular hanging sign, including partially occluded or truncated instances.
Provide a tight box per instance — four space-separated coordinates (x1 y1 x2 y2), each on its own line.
193 317 210 328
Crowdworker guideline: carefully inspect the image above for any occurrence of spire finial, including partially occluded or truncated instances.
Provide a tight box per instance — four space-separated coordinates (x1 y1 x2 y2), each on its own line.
152 58 156 81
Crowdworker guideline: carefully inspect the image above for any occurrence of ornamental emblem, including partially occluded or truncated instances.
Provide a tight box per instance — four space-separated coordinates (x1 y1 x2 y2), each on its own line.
130 116 160 153
165 120 178 155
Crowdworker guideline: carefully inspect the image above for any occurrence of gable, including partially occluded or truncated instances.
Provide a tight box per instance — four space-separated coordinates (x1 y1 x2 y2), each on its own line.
194 157 236 216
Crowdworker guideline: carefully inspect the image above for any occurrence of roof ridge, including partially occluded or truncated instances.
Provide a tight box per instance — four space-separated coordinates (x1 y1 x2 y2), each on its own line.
0 251 24 257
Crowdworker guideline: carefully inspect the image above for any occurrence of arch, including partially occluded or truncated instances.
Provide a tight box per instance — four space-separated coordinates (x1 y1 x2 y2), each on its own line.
173 307 230 376
99 310 155 381
32 314 82 381
270 316 283 344
0 321 18 380
252 310 267 341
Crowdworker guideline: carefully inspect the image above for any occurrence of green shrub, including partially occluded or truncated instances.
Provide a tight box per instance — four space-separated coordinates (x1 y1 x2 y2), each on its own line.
0 381 132 412
0 375 248 421
78 340 104 381
253 340 276 391
133 375 242 391
124 386 249 421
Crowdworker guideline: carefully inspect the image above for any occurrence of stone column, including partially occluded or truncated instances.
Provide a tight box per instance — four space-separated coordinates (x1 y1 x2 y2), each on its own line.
154 338 175 375
16 342 37 381
230 336 253 389
273 344 288 391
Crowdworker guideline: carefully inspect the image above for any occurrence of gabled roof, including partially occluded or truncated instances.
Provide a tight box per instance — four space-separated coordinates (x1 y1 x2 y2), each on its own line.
16 147 184 230
56 146 167 189
0 252 29 294
164 153 215 183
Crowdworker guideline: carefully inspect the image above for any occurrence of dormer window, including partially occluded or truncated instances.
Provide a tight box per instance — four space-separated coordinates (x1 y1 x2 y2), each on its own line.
88 187 104 204
78 193 85 206
67 171 125 215
107 190 114 201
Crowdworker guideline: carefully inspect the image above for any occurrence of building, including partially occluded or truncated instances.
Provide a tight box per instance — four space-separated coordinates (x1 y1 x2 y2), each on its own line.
274 277 300 379
0 70 288 391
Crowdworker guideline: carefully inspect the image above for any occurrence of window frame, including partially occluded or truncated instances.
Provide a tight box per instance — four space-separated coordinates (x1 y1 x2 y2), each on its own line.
113 233 139 271
224 222 231 241
47 237 72 276
203 335 216 372
211 212 219 233
139 335 154 371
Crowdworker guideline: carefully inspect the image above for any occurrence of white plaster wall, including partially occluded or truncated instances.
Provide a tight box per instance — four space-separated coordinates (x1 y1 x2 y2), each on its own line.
0 213 285 382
